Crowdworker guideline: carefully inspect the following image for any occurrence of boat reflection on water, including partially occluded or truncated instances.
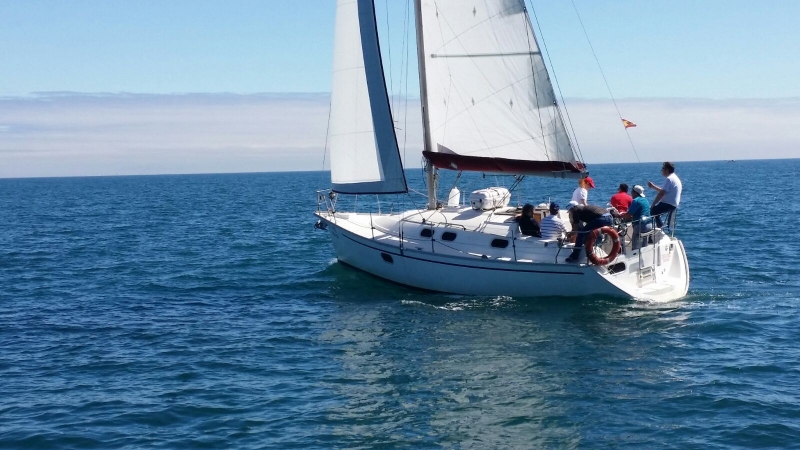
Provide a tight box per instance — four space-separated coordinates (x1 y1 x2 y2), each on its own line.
317 291 688 446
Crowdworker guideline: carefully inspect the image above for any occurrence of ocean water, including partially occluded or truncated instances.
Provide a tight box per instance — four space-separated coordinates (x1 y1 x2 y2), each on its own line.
1 159 799 449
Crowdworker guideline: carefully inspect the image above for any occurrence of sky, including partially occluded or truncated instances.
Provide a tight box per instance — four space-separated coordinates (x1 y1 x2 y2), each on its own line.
1 1 799 177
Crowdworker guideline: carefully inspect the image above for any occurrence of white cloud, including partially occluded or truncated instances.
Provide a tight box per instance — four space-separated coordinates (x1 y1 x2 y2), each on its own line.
0 93 333 177
0 93 797 178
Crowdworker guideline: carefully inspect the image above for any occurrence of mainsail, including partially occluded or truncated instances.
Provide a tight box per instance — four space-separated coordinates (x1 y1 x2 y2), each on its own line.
329 0 407 194
418 0 584 176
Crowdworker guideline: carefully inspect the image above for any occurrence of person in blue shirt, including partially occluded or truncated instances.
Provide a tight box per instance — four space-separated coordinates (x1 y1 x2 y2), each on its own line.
621 185 652 249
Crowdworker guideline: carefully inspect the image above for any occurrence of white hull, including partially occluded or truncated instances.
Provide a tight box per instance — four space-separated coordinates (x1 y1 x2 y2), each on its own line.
316 206 690 302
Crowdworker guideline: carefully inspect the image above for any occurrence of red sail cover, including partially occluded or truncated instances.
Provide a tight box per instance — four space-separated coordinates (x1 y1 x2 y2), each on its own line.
423 151 585 175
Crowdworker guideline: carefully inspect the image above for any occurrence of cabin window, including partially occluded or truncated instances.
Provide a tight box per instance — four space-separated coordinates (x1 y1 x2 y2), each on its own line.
381 253 394 263
420 228 434 238
491 239 509 248
441 231 457 242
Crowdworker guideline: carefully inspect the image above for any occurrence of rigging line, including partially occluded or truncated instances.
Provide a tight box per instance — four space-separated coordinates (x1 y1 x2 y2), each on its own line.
522 7 550 162
526 2 585 166
397 0 409 102
321 98 333 171
569 0 641 163
506 175 525 199
401 0 411 167
384 0 394 114
445 171 463 202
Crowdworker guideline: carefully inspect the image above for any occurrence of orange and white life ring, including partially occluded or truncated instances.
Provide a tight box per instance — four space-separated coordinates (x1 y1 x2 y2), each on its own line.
584 226 621 266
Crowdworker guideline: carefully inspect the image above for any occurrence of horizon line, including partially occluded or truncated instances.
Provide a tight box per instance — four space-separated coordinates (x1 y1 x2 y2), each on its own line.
0 157 794 181
3 91 800 103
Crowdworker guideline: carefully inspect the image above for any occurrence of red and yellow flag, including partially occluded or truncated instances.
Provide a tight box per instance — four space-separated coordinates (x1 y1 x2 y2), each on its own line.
622 118 637 129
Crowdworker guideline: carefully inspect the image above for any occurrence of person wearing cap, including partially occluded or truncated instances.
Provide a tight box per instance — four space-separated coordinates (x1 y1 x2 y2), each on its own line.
610 183 633 213
647 161 682 228
570 176 595 206
540 202 567 240
622 185 653 249
514 203 541 237
565 203 613 263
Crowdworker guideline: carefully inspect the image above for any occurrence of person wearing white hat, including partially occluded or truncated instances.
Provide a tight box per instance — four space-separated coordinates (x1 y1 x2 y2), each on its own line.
621 185 652 249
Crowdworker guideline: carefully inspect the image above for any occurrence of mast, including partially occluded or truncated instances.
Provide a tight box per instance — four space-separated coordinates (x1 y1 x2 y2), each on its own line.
414 0 437 209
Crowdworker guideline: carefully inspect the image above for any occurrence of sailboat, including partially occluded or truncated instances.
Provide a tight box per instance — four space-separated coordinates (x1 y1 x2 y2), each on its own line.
314 0 689 301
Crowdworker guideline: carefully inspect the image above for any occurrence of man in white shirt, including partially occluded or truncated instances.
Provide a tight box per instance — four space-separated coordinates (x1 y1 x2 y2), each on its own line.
648 161 682 228
540 202 567 240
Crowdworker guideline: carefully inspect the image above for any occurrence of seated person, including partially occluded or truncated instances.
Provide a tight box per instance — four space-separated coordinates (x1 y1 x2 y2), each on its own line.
565 204 613 263
514 203 541 237
620 185 653 249
610 183 633 213
540 202 567 240
648 161 682 228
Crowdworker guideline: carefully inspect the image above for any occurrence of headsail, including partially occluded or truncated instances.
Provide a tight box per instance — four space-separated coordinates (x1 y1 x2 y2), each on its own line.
418 0 584 176
329 0 407 194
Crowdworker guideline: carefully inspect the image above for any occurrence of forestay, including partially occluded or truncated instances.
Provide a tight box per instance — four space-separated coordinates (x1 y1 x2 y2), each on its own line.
329 0 407 194
418 0 583 176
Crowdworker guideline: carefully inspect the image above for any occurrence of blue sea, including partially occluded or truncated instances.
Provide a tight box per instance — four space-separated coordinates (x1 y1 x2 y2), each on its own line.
1 159 799 449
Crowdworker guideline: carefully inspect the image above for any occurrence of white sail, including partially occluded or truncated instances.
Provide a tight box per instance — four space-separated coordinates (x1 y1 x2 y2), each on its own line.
418 0 582 174
329 0 407 194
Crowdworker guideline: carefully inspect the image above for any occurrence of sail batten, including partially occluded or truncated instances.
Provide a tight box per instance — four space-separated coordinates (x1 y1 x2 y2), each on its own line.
329 0 407 194
431 51 541 58
418 0 581 175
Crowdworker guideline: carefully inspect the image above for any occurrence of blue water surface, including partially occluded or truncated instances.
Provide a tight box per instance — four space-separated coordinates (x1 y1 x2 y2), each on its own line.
1 159 799 449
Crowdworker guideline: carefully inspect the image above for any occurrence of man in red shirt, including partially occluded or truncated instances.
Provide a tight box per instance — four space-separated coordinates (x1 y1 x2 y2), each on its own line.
610 183 633 213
